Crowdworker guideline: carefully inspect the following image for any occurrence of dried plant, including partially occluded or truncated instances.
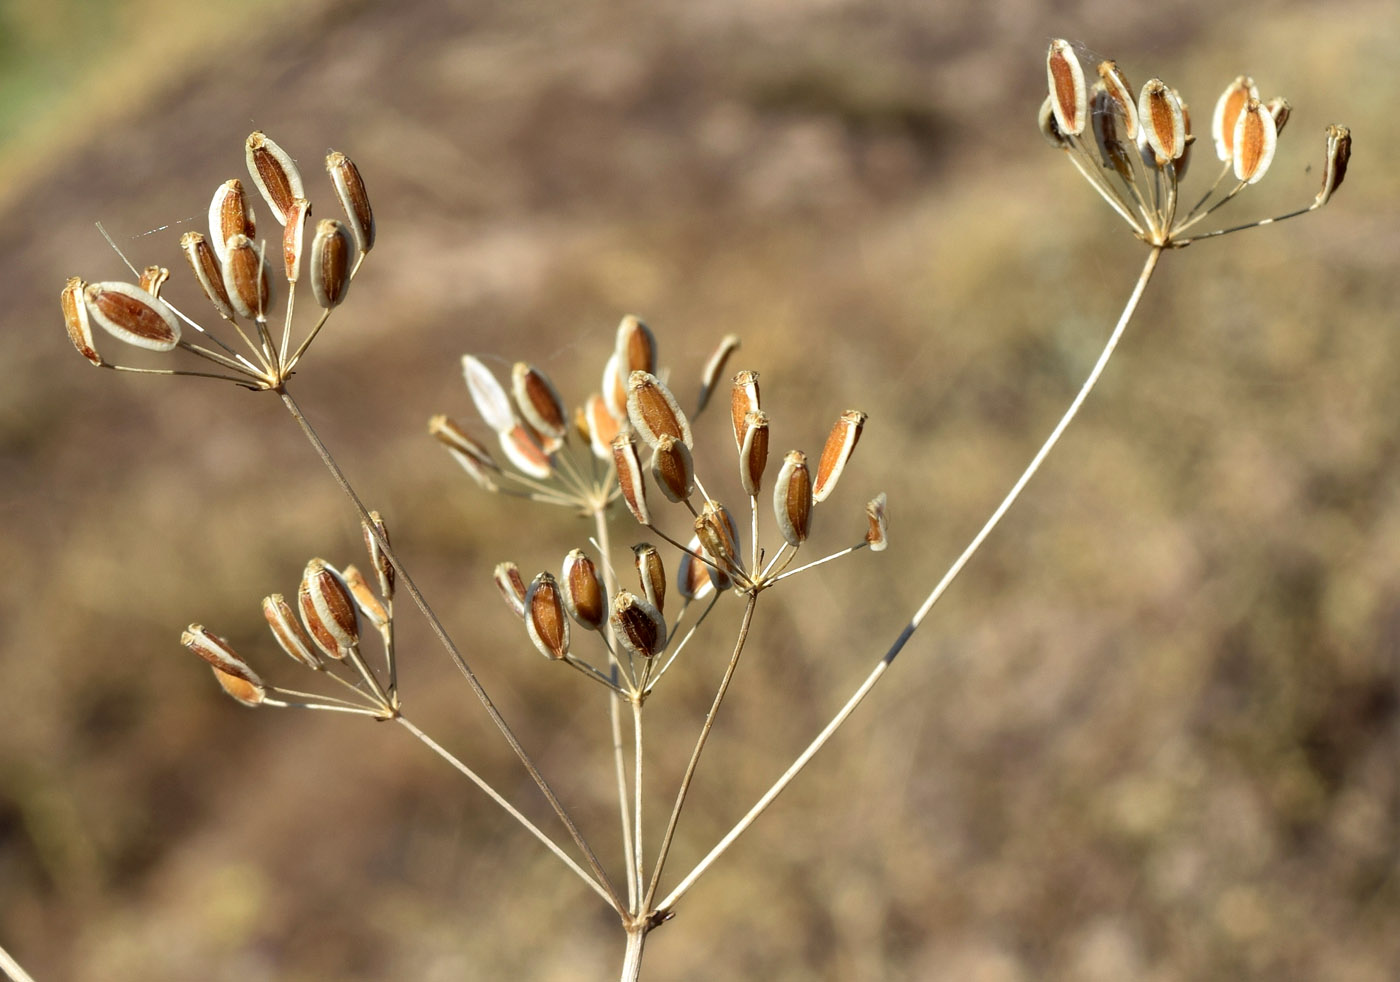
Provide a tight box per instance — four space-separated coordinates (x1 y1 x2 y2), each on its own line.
34 38 1350 981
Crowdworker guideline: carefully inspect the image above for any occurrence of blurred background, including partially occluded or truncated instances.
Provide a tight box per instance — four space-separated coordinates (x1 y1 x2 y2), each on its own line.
1 0 1397 978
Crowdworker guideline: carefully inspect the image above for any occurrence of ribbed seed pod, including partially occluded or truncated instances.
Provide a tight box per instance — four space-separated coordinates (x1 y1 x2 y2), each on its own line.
61 277 101 365
282 198 311 283
1315 124 1351 208
739 410 769 496
462 355 515 434
429 414 500 490
494 562 527 619
1211 75 1258 161
1232 98 1277 184
677 534 722 600
138 265 168 298
245 131 305 226
524 572 570 660
813 409 867 503
298 559 360 658
616 314 657 375
499 424 552 479
627 371 693 450
696 334 741 415
1097 60 1139 141
180 232 236 320
774 450 813 547
1139 79 1186 162
512 363 568 450
310 218 352 308
585 393 621 459
83 281 181 350
1047 39 1087 137
222 234 273 320
562 549 607 631
611 590 666 659
342 564 388 629
613 433 651 525
326 150 375 253
730 370 761 450
362 511 395 601
182 625 266 707
865 493 889 552
633 543 666 616
263 594 322 669
650 434 695 503
695 499 742 577
208 178 255 263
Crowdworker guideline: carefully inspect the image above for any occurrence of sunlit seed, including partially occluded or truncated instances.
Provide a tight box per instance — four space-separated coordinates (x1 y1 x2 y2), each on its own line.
525 572 570 660
696 334 741 414
739 409 769 497
326 150 375 253
611 590 666 659
221 234 274 320
1232 98 1277 184
613 433 651 526
1097 60 1139 141
282 198 311 283
627 371 693 450
1314 124 1352 207
616 314 657 375
512 362 568 449
1139 78 1186 162
813 409 866 503
633 543 667 616
208 179 255 264
342 563 389 629
245 131 305 226
429 414 500 490
462 355 516 435
1211 75 1258 162
299 559 360 657
494 562 528 619
310 218 352 308
773 450 813 547
180 232 236 321
730 370 761 450
865 492 889 552
263 593 322 669
562 550 606 631
1047 39 1087 137
61 277 102 366
83 281 181 350
650 434 695 504
585 393 622 460
361 511 395 600
499 424 552 479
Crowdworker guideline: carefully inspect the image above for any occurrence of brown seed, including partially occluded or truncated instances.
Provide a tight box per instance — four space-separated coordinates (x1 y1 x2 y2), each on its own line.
512 363 568 450
342 563 388 628
262 594 322 669
429 414 500 490
1232 98 1277 184
650 434 695 503
813 409 866 503
696 333 741 415
494 562 527 619
585 393 621 459
326 150 375 253
299 559 360 658
613 432 651 526
1139 79 1186 163
310 218 352 309
179 231 236 320
362 511 395 600
1097 60 1139 141
221 234 273 320
462 355 516 434
208 179 256 263
865 492 889 552
562 550 606 631
601 352 628 421
181 625 266 706
1092 89 1136 183
695 499 742 577
627 371 693 450
282 198 311 283
1264 97 1291 136
499 424 552 479
730 370 761 450
677 534 723 600
83 281 181 350
1038 95 1070 150
1211 76 1258 161
1047 39 1087 137
525 572 570 660
1315 124 1352 208
245 131 305 226
773 450 813 547
60 277 102 366
739 410 769 497
611 590 666 659
633 543 667 616
138 265 169 298
616 314 657 375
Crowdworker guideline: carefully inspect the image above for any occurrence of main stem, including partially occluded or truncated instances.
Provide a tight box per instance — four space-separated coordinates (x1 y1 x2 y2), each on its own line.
277 388 623 914
656 245 1164 915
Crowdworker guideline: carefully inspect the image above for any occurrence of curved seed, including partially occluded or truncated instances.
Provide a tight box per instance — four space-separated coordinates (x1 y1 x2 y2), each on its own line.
83 281 181 350
245 131 305 226
429 414 500 490
613 432 651 525
1097 60 1139 141
61 277 101 366
601 352 628 421
512 362 568 449
633 543 666 616
180 232 236 320
138 265 168 298
342 564 388 629
695 499 741 577
1232 98 1277 184
585 393 621 459
263 593 322 669
865 492 889 552
616 314 657 375
562 549 606 631
1047 39 1087 137
677 533 723 600
208 178 255 263
525 572 570 660
494 562 527 619
773 450 813 547
696 333 741 415
282 198 311 283
813 409 866 503
462 355 516 434
326 150 375 253
499 424 552 479
1211 75 1258 162
182 625 266 706
627 371 693 450
1314 124 1351 208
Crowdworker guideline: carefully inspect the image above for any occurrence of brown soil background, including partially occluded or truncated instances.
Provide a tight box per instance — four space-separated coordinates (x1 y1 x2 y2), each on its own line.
2 0 1398 979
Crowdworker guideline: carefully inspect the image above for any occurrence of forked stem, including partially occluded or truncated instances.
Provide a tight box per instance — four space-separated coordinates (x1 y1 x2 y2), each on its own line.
654 245 1165 916
276 387 623 914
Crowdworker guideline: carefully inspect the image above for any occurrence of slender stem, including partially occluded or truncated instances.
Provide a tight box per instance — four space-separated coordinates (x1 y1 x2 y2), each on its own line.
277 386 624 914
632 699 645 909
619 925 648 982
0 942 36 982
643 593 758 910
395 716 613 906
596 504 640 913
656 245 1165 915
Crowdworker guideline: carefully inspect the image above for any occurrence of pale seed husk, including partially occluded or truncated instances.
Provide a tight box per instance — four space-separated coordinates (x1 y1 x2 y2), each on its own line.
61 277 102 366
562 549 606 631
327 150 375 253
1264 97 1291 136
865 492 889 552
181 624 262 686
602 352 628 421
138 265 169 298
1232 98 1277 184
245 131 305 226
283 198 311 283
611 590 666 659
812 409 866 503
180 231 236 320
84 280 181 351
212 667 267 707
739 410 769 497
613 432 651 525
429 414 500 490
208 178 255 263
309 218 352 309
1315 124 1351 207
677 534 721 600
512 362 568 450
696 333 741 415
362 511 395 600
1047 39 1087 137
342 563 389 628
650 434 695 503
627 371 693 450
774 450 813 547
1139 79 1186 162
263 593 323 669
616 315 657 375
1097 60 1139 141
525 572 570 660
1211 76 1258 161
462 355 516 435
633 543 666 616
585 393 621 459
495 562 528 618
730 370 760 450
221 234 273 320
299 559 360 657
499 424 552 479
